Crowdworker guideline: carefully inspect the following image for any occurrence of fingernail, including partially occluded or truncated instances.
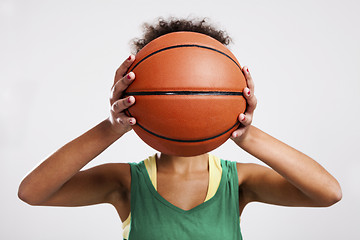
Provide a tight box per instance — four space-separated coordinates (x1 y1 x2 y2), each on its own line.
129 119 134 124
246 67 250 73
247 90 251 96
127 96 134 103
127 73 131 79
233 132 238 138
241 114 246 121
127 55 132 61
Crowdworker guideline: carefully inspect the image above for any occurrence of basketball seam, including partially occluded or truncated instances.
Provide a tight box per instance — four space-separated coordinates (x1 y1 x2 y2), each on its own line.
125 109 239 143
128 44 241 73
124 91 243 96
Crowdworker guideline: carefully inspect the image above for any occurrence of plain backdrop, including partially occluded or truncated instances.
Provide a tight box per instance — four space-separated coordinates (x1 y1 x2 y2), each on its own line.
1 0 359 239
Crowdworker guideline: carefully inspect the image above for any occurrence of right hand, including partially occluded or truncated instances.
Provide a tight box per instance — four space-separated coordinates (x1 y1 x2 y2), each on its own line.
108 55 136 134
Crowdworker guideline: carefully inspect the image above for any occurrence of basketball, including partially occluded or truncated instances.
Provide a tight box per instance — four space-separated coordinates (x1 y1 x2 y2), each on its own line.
125 31 247 156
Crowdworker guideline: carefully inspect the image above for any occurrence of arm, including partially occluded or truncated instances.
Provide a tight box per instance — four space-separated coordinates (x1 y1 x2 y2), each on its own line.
232 66 342 207
236 126 342 207
18 56 137 206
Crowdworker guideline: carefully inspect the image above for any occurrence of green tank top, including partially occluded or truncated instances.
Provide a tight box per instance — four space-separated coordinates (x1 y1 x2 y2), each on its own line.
128 159 243 240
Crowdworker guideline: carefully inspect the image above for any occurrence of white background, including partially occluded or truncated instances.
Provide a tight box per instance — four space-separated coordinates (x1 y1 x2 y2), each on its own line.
1 0 359 239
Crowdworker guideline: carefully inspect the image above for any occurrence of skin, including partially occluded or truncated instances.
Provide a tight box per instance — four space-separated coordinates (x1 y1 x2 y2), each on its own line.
18 55 342 223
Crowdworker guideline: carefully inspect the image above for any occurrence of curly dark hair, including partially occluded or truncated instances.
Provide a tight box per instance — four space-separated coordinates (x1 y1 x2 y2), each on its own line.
130 17 232 54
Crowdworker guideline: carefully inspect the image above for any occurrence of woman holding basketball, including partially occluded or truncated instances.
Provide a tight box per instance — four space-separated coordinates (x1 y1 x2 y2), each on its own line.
18 18 342 240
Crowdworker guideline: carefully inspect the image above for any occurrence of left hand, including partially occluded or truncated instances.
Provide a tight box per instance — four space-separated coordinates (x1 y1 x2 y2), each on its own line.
230 66 257 143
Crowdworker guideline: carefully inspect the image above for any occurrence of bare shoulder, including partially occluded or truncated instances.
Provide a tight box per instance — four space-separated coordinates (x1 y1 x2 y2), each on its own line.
235 162 265 211
235 162 271 205
97 162 131 191
236 162 264 186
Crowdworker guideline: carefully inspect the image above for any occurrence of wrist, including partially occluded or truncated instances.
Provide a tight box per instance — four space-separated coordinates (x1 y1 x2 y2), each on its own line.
103 118 127 139
233 125 253 149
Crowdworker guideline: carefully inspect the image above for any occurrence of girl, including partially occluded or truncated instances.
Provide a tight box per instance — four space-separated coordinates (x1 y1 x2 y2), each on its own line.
18 18 342 240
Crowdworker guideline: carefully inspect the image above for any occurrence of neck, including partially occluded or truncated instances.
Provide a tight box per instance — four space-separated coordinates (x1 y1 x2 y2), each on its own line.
156 152 209 174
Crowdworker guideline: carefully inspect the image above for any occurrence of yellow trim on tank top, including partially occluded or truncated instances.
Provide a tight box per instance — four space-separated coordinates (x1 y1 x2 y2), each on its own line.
122 154 223 240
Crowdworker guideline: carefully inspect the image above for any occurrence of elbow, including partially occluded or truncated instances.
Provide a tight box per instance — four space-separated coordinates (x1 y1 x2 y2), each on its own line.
18 187 31 205
327 180 343 206
18 183 42 206
18 191 29 205
318 183 342 207
328 186 342 206
18 187 35 206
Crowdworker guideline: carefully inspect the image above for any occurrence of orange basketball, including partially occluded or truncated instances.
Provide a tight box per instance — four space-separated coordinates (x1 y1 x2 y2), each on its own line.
125 31 247 156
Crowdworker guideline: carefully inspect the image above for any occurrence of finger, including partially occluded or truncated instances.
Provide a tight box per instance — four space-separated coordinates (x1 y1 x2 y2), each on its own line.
242 66 254 92
111 96 135 114
110 72 135 104
231 128 247 139
243 87 257 114
114 55 135 84
238 113 253 127
115 113 136 126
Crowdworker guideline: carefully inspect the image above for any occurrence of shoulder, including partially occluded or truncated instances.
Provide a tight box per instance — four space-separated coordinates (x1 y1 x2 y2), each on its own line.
219 160 255 182
236 162 282 204
235 162 267 186
93 162 132 191
216 159 261 186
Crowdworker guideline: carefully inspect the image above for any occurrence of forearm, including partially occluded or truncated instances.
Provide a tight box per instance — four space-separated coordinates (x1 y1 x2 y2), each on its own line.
234 125 342 205
18 118 124 204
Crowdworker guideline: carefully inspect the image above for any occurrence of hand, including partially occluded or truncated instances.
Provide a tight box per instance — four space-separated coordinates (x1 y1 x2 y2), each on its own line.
108 55 137 134
230 66 257 143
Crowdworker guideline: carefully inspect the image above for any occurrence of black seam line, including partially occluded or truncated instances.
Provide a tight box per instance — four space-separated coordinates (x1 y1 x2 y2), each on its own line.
136 120 239 143
126 109 239 143
129 44 241 73
124 91 243 96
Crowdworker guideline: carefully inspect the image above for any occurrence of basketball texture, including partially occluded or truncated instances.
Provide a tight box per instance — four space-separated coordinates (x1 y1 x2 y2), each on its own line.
125 31 247 156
